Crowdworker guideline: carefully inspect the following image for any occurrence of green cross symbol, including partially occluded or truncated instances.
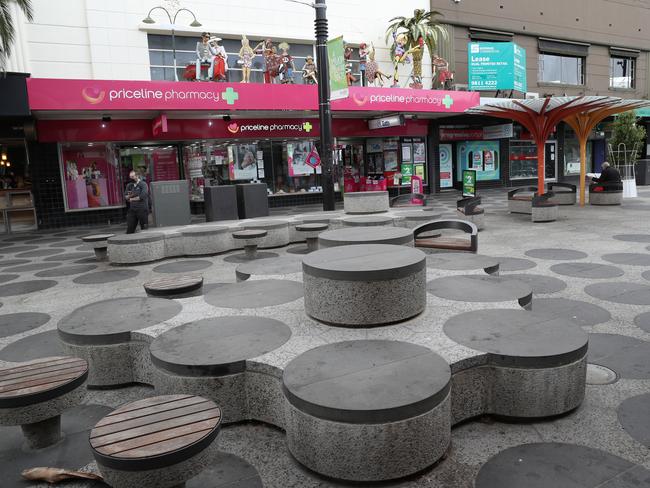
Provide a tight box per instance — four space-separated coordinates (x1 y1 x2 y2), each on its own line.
303 122 313 132
442 94 454 109
222 87 239 105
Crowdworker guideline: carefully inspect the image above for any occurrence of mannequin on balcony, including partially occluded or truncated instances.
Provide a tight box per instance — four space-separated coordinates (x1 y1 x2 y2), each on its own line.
195 32 217 80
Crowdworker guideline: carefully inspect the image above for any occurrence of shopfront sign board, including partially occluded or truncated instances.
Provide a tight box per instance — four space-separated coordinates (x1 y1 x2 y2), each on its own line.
483 123 513 139
468 42 527 92
368 115 405 130
327 36 348 101
462 170 477 197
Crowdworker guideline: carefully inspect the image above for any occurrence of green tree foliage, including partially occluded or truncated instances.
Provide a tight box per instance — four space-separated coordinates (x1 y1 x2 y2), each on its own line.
610 110 647 164
0 0 33 70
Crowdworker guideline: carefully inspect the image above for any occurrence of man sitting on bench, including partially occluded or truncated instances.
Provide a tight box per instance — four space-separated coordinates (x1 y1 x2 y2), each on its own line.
592 162 621 184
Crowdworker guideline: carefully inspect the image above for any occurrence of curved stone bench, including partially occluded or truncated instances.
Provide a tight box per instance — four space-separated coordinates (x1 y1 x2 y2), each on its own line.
531 193 559 223
343 191 389 214
107 232 166 264
283 340 451 481
241 220 290 248
341 215 394 227
90 394 222 488
589 181 623 205
149 316 292 424
143 274 203 298
318 226 414 248
548 182 577 205
303 244 426 326
394 211 442 229
180 225 230 255
81 234 115 261
414 220 478 253
507 187 537 214
456 197 485 230
0 356 88 449
57 297 182 387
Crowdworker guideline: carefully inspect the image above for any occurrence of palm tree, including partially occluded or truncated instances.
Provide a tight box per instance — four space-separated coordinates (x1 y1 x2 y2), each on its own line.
0 0 33 71
385 9 447 89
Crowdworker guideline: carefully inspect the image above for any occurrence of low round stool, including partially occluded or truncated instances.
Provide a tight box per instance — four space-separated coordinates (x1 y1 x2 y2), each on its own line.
0 356 88 449
232 229 267 260
296 223 329 252
82 234 115 261
143 274 203 298
90 394 222 488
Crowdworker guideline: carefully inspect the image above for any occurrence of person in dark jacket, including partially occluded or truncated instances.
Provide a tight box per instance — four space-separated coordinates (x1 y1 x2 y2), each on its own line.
124 170 149 234
592 162 622 183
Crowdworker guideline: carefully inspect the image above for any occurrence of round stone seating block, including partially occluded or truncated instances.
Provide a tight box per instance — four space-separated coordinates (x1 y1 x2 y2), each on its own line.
232 229 267 240
318 226 414 248
81 234 115 246
283 340 451 481
90 394 221 487
590 192 622 205
181 226 231 256
241 221 290 249
108 232 166 264
342 215 393 227
303 244 426 326
343 191 389 214
296 223 329 233
531 204 558 223
144 274 203 298
180 226 229 237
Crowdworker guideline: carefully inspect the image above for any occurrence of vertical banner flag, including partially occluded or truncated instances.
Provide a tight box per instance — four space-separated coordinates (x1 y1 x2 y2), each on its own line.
327 36 348 101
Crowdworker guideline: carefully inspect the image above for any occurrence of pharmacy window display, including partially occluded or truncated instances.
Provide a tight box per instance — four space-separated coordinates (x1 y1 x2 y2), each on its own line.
456 141 501 182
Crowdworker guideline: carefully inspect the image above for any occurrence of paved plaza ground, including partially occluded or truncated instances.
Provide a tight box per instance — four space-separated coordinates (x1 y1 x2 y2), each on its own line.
1 188 650 487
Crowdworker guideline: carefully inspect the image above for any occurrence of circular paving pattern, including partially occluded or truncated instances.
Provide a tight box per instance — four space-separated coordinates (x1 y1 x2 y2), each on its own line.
223 251 279 264
44 251 94 261
1 235 39 243
186 452 264 488
612 233 650 243
204 279 304 309
524 248 588 260
72 269 140 284
617 393 650 448
494 257 537 272
318 226 414 248
425 253 499 274
34 264 98 277
499 273 567 294
586 364 618 385
0 329 64 361
0 312 51 338
58 297 183 345
529 298 611 327
0 274 18 284
427 275 533 308
550 262 625 279
474 443 650 488
3 262 61 273
0 279 57 297
15 248 65 258
633 311 650 333
152 259 214 274
283 340 451 423
235 256 303 281
584 282 650 305
150 316 292 375
53 240 86 248
588 333 650 379
601 252 650 266
3 245 39 254
444 309 587 366
0 259 30 268
29 236 68 244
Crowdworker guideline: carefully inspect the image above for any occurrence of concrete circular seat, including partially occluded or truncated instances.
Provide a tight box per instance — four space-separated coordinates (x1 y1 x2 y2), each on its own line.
283 340 451 481
303 244 426 326
426 253 500 275
143 274 203 298
341 215 393 227
108 232 165 264
343 190 389 214
0 356 88 449
318 226 414 248
90 394 221 488
295 223 329 252
180 225 230 256
232 229 268 259
81 233 115 261
241 220 290 248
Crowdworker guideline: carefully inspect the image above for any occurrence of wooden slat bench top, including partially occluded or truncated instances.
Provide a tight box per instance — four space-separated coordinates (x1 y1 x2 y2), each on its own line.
144 275 203 292
0 356 88 408
416 237 473 251
90 394 221 471
510 195 533 201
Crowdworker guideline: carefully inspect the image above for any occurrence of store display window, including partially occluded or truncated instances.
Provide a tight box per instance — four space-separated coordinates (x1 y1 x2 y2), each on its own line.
273 140 322 194
455 141 500 182
564 127 592 175
509 140 557 180
59 143 123 211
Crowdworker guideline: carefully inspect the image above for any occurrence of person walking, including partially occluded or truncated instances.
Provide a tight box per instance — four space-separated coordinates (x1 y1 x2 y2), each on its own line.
125 170 149 234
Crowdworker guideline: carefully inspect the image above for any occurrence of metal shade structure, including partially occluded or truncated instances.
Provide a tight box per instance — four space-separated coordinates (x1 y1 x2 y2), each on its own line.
563 99 650 206
466 96 619 193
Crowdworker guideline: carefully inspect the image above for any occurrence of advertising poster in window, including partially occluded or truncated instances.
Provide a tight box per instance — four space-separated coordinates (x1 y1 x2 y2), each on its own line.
401 164 413 184
152 148 180 181
413 142 426 163
456 141 500 181
288 141 321 176
384 150 399 172
414 164 425 178
366 139 383 153
401 144 412 163
439 143 453 188
229 144 258 180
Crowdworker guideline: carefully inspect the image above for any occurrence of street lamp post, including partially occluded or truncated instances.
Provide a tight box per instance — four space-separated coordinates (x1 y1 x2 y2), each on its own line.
142 7 202 82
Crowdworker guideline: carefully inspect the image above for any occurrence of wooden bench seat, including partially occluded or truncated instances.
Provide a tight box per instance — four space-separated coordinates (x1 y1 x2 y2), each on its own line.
413 219 478 253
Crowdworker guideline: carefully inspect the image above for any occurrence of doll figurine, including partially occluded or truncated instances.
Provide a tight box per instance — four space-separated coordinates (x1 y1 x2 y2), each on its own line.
238 35 255 83
343 42 357 85
358 43 369 85
209 36 228 81
195 32 217 80
302 55 318 84
278 42 295 84
365 44 391 87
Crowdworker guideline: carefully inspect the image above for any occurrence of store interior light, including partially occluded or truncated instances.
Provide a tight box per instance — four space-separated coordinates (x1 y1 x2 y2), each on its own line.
1 153 6 161
5 162 10 167
208 120 213 126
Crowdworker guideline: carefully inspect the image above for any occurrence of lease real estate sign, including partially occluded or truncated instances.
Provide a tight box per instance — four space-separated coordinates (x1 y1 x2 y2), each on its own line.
468 42 527 92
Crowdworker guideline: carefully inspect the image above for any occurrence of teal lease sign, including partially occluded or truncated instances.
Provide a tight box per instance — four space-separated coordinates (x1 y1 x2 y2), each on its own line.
468 42 527 92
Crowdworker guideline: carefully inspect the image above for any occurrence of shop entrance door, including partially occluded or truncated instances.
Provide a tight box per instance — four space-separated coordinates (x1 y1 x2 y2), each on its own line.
545 141 557 182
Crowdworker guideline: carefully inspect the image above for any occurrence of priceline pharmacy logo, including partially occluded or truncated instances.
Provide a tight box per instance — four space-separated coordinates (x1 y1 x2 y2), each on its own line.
84 86 241 105
227 122 313 134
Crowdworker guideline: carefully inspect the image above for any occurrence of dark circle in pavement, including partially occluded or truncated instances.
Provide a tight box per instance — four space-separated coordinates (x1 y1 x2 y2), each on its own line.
474 442 650 488
0 312 51 338
612 234 650 243
602 252 650 266
617 393 650 448
642 270 650 282
495 257 537 272
499 273 567 294
150 316 292 376
584 282 650 305
51 240 84 247
29 237 68 244
282 340 451 423
3 245 39 254
205 279 303 309
427 275 532 307
550 262 625 279
444 309 587 367
0 259 30 268
1 235 39 243
152 259 214 273
0 274 18 284
15 248 65 258
588 333 650 379
223 251 279 264
44 251 94 261
0 280 57 297
524 248 588 260
58 297 182 345
0 329 63 361
529 298 611 326
425 253 499 273
186 452 264 488
0 242 15 249
633 312 650 333
3 262 61 273
72 269 139 284
235 256 302 281
35 264 98 277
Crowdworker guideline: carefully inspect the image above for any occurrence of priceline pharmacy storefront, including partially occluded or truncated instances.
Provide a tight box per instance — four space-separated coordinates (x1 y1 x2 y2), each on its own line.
25 78 478 227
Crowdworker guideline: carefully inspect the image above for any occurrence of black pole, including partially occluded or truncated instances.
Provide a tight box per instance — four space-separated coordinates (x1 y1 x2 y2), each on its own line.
314 1 335 211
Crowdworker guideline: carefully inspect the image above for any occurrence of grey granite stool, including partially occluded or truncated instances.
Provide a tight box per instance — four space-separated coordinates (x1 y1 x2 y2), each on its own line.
108 232 166 264
81 233 115 261
90 394 222 488
0 356 88 449
343 191 389 214
232 229 267 259
241 220 290 248
295 223 329 252
283 340 451 481
143 274 203 298
303 244 426 326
